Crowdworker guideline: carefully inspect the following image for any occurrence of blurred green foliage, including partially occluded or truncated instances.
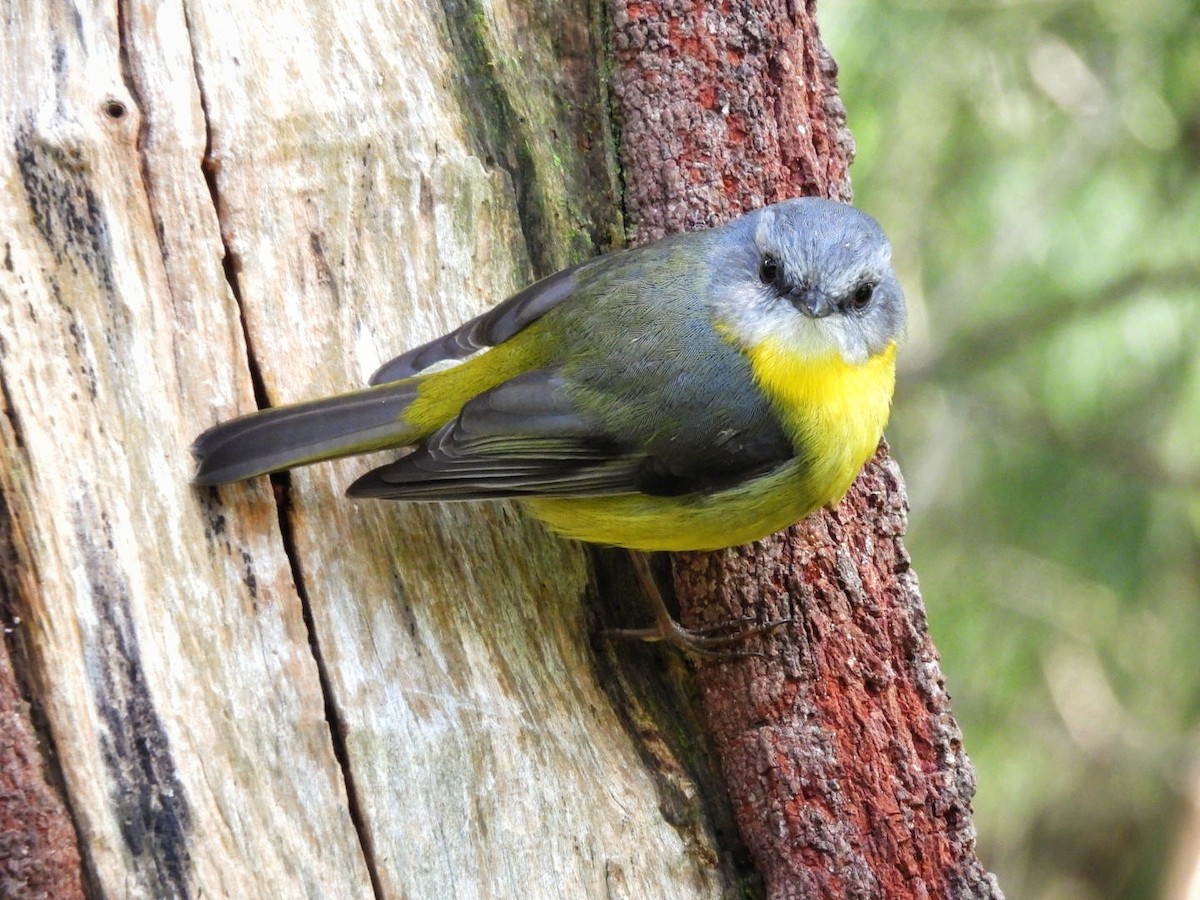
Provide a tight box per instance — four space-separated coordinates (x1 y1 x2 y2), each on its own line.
823 1 1200 897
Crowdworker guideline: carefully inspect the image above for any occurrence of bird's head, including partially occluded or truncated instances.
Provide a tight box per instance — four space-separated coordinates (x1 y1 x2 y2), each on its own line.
713 197 906 365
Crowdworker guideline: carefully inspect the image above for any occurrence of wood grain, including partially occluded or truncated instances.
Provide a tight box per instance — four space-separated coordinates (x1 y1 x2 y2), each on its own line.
1 0 729 896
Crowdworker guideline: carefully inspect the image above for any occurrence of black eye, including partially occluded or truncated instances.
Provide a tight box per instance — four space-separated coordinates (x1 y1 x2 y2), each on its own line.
850 281 876 311
758 255 779 285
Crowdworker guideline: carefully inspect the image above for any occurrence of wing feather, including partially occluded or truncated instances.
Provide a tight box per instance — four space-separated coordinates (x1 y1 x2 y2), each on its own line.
370 259 600 385
348 368 642 500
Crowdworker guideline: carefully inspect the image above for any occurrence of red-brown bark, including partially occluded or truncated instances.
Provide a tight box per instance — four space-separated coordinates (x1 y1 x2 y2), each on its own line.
609 0 854 236
0 642 85 899
608 1 1002 896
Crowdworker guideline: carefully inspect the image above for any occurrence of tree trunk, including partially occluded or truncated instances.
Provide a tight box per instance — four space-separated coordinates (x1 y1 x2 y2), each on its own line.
0 1 1000 898
609 2 1003 896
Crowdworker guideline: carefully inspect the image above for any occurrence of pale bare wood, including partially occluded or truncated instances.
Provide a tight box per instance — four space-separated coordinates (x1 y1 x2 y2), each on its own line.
1 0 372 896
1 0 730 897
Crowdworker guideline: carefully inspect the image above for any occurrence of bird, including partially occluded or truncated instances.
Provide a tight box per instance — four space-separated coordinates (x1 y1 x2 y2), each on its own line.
192 197 905 648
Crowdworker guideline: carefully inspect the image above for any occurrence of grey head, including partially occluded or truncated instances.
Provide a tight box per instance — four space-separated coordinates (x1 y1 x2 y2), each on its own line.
710 197 906 365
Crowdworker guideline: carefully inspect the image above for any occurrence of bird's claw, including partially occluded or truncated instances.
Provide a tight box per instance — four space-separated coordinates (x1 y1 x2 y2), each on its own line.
604 615 792 659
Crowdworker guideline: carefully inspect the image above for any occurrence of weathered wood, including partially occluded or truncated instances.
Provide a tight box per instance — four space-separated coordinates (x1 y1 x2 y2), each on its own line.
0 0 729 896
2 1 373 895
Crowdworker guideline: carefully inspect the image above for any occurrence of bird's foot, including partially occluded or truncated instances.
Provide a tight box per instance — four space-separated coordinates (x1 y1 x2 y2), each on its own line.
604 614 791 658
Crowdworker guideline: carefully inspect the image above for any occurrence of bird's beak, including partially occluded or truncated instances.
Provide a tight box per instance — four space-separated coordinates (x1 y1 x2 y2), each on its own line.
790 287 834 319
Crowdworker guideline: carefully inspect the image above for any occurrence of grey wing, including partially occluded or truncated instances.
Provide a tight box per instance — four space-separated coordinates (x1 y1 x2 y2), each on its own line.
347 364 797 502
370 258 602 385
348 368 644 499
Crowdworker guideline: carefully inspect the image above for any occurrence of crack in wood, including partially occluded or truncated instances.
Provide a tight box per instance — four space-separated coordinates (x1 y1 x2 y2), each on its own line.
178 7 385 896
270 479 386 900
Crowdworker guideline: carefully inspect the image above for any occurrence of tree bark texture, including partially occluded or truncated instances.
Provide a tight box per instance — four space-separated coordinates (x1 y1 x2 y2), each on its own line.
608 1 1003 897
0 638 85 899
0 0 1000 897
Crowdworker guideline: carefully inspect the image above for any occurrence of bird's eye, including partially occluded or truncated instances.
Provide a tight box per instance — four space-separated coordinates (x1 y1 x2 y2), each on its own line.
759 255 779 285
850 281 876 311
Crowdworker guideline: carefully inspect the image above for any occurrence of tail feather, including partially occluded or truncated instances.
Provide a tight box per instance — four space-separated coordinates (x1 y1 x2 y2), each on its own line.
192 380 423 485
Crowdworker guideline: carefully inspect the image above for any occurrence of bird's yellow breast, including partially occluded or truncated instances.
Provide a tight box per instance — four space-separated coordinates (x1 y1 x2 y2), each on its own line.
746 337 898 507
524 339 897 552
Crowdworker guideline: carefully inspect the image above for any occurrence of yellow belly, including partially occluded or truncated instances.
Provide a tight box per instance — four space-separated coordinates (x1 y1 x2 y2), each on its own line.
523 461 810 551
525 341 898 552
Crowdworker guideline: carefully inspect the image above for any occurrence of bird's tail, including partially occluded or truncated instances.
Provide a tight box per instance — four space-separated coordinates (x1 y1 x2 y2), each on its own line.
191 380 424 485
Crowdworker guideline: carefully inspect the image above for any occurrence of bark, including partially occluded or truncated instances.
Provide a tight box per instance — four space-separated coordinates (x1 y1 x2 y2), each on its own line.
0 0 999 897
0 638 85 899
608 1 1003 896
